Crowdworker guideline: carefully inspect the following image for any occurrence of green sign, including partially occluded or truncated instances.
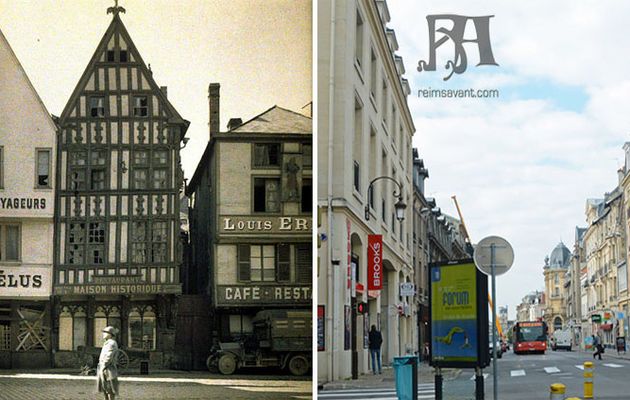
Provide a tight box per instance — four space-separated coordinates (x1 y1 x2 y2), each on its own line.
592 314 602 323
430 262 480 365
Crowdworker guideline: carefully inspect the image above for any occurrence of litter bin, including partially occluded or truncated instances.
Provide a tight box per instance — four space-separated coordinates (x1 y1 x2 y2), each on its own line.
393 356 418 400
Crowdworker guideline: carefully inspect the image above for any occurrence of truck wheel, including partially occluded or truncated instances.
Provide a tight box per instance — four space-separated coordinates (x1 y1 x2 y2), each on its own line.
206 355 219 373
217 354 237 375
288 354 309 376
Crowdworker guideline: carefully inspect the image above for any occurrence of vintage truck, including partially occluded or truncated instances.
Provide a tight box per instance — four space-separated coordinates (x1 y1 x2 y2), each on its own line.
206 309 311 376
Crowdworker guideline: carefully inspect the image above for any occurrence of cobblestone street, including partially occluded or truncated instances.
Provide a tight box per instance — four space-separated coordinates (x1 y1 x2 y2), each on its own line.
0 372 312 400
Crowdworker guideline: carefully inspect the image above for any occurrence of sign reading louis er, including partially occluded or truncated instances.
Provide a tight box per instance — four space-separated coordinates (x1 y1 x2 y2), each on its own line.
429 260 489 368
367 234 383 290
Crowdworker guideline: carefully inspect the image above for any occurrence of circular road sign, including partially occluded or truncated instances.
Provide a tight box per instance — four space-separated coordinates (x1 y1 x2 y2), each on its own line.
473 235 514 276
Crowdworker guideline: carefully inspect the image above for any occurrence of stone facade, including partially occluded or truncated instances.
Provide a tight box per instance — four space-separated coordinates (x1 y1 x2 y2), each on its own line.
543 243 570 334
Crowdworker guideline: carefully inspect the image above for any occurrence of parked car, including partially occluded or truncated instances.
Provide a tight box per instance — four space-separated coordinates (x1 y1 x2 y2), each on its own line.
551 329 572 351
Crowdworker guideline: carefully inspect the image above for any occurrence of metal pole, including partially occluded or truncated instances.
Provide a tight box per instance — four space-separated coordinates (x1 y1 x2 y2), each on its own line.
491 243 498 400
475 366 484 400
435 367 443 400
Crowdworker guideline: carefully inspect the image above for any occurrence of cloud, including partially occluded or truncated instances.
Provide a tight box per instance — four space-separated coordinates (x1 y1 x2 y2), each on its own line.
386 0 630 317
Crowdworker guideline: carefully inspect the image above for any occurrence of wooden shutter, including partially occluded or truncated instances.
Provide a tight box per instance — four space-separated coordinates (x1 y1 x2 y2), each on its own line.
237 245 251 281
277 244 291 282
296 244 312 283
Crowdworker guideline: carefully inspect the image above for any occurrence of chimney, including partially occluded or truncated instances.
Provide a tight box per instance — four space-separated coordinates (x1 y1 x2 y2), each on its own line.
208 83 220 137
160 86 168 98
227 118 242 131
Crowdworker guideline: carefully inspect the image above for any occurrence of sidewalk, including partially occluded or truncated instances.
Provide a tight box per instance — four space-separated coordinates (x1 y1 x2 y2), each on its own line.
319 363 460 391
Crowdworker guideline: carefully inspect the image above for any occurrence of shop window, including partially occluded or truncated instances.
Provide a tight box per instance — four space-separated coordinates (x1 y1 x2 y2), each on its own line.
0 224 20 261
296 244 312 283
301 179 312 213
253 144 280 167
36 149 51 188
253 178 280 213
133 96 148 117
151 221 168 263
229 315 253 338
128 307 156 350
59 306 86 351
131 221 147 263
153 169 168 189
133 169 148 189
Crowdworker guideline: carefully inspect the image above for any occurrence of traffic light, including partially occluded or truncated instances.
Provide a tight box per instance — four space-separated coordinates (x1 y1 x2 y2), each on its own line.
357 302 368 315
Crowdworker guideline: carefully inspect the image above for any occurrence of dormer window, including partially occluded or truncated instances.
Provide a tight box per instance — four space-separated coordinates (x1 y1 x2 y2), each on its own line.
107 50 115 62
119 50 128 62
106 49 128 63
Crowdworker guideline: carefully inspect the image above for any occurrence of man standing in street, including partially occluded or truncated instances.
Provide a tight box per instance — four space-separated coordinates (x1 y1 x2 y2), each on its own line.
97 326 120 400
369 325 383 375
593 334 603 360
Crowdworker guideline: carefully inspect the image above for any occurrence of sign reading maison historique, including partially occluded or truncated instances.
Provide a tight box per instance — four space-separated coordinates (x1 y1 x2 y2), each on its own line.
53 275 181 295
216 285 311 305
219 216 312 234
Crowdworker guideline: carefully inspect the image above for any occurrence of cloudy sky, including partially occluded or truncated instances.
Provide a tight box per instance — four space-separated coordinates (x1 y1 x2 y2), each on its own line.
0 0 312 178
388 1 630 319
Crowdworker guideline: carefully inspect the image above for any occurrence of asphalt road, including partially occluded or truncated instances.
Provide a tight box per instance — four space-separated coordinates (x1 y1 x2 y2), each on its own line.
443 349 630 399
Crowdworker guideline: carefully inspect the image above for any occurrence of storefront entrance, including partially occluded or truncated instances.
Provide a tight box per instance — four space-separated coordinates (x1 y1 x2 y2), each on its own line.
0 301 51 369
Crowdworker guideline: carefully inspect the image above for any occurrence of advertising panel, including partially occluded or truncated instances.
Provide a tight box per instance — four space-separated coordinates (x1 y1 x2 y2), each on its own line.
0 265 52 298
429 260 489 368
367 234 383 290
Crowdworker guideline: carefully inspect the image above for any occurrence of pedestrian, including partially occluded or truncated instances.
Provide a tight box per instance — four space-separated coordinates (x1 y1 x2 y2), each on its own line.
368 325 383 375
593 334 603 360
96 326 120 400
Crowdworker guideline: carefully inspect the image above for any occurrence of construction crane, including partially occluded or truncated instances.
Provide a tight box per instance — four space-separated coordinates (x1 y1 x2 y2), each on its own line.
451 195 504 339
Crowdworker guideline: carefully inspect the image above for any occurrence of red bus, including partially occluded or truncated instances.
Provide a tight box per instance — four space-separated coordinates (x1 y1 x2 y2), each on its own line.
513 321 548 354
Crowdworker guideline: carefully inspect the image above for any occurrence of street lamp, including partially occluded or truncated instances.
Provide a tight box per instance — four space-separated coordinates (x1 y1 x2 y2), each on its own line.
365 176 407 221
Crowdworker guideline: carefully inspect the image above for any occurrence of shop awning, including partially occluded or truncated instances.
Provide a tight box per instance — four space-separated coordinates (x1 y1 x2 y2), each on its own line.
600 323 613 331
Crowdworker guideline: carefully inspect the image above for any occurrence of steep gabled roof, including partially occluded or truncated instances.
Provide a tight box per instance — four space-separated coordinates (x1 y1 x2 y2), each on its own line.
0 28 57 133
229 105 311 134
59 13 188 133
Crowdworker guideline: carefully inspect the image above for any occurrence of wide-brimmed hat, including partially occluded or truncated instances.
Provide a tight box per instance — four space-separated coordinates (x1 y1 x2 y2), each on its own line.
102 326 117 336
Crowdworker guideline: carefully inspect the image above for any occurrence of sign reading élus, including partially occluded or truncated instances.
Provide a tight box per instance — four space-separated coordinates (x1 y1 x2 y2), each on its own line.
367 234 383 290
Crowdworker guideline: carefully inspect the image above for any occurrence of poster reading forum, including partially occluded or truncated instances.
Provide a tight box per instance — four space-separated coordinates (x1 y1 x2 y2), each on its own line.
431 262 478 364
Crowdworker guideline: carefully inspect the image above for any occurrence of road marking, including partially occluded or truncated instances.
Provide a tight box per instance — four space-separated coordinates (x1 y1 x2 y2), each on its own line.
575 365 584 370
603 363 623 368
544 367 561 374
510 369 526 377
318 387 435 400
469 373 489 380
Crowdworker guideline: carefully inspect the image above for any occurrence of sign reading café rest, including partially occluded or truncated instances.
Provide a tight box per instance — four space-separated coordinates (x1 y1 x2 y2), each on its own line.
216 285 311 306
220 216 311 234
367 234 383 290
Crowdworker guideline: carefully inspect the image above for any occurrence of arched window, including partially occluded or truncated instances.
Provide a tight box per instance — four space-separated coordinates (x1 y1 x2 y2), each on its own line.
554 317 562 331
93 305 121 346
58 305 86 351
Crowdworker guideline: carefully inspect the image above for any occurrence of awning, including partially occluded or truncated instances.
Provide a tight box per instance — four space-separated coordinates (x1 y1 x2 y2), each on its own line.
600 323 613 331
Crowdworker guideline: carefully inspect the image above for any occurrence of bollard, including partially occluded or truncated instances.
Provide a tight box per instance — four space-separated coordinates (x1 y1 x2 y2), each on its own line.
549 383 565 400
584 361 593 399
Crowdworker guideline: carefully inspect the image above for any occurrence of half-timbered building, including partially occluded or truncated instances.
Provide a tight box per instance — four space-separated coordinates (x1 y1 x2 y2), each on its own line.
52 7 188 368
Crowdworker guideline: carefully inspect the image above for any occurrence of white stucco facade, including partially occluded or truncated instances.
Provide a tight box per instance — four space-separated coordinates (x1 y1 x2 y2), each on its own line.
0 29 56 300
